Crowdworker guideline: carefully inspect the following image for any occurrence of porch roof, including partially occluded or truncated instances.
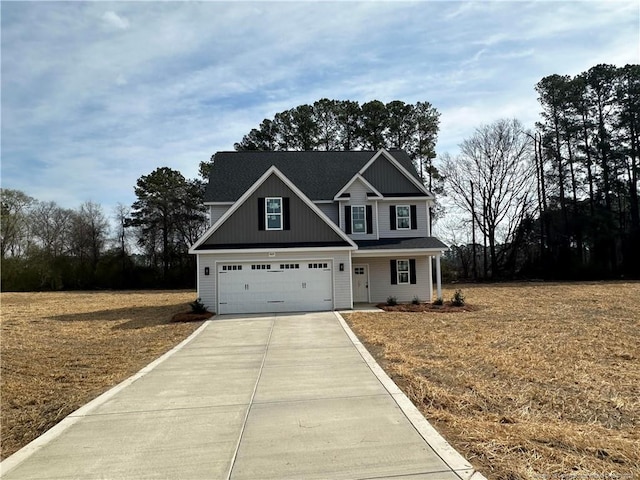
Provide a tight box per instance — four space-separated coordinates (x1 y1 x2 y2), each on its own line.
355 237 448 251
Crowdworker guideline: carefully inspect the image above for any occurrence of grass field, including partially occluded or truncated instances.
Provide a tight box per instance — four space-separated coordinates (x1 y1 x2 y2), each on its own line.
2 284 638 478
0 290 203 459
344 281 640 480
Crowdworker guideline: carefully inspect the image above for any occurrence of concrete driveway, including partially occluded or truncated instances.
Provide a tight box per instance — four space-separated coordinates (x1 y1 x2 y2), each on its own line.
1 312 484 480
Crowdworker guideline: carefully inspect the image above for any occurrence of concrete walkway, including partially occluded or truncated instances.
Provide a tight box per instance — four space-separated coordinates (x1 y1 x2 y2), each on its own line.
1 312 485 480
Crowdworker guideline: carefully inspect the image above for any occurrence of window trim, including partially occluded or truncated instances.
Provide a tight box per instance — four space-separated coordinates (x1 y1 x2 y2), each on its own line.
265 197 283 231
351 205 366 234
396 205 411 230
397 259 410 284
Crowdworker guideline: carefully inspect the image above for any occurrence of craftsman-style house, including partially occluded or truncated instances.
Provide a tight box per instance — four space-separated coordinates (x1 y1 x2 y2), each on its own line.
189 149 447 314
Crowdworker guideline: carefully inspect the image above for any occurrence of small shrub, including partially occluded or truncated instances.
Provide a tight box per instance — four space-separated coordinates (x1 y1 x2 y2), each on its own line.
412 296 420 305
451 289 465 307
190 297 207 314
386 296 398 306
433 297 443 306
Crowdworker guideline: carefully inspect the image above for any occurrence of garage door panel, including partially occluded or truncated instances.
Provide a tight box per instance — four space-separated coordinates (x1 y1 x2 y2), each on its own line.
217 262 332 314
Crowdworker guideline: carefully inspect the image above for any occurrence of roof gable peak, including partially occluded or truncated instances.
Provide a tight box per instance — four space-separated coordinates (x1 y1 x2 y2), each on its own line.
190 165 357 252
333 174 383 200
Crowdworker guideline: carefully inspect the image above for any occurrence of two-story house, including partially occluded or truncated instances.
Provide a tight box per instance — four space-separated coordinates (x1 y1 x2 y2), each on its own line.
189 149 448 314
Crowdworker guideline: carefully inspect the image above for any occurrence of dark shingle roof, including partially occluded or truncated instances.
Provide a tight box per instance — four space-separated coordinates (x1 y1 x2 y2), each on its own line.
355 237 449 250
204 150 421 202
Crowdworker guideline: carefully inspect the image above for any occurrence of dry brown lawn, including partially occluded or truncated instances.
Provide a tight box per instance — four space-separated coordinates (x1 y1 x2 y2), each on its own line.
344 281 640 480
0 290 205 460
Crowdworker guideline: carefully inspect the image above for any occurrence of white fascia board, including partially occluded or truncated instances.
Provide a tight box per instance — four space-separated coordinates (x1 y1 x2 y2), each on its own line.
379 196 435 202
352 248 447 258
194 246 356 255
334 174 383 200
359 148 434 199
204 201 234 206
190 165 357 253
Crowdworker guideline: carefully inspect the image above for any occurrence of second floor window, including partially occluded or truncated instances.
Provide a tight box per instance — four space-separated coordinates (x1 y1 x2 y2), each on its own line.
266 197 282 230
352 206 366 233
396 206 410 229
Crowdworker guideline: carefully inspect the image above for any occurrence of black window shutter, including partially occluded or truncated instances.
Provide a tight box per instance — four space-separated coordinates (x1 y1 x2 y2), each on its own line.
390 206 396 230
366 205 373 234
344 206 352 234
409 259 416 284
283 197 290 230
390 259 397 285
410 205 417 230
258 198 265 230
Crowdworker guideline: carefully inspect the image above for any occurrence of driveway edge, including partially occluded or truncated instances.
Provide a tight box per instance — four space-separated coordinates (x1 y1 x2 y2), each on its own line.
334 312 488 480
0 320 213 477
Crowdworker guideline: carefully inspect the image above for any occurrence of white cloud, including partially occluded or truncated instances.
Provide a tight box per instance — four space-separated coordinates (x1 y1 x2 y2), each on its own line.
1 0 638 215
102 11 129 30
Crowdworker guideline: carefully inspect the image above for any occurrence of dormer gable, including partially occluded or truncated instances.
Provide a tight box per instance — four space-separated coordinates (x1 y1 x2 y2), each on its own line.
333 174 383 201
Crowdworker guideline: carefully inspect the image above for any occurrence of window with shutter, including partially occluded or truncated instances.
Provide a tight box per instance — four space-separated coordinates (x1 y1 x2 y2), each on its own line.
351 206 366 233
396 206 410 229
265 197 282 230
391 259 416 285
397 260 409 284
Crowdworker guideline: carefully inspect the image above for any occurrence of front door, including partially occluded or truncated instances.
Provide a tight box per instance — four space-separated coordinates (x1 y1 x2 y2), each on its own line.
352 265 369 303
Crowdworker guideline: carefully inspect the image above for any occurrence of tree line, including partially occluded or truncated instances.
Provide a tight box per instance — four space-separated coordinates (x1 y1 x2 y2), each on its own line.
443 64 639 280
2 69 637 291
1 168 206 291
220 98 443 193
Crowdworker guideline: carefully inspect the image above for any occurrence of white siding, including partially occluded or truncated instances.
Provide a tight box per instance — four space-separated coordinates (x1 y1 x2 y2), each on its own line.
315 202 339 225
358 256 433 303
208 205 232 226
197 250 352 313
378 200 429 238
341 179 378 240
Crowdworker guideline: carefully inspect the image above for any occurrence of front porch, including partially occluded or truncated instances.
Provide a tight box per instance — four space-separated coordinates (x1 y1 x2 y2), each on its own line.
350 254 443 305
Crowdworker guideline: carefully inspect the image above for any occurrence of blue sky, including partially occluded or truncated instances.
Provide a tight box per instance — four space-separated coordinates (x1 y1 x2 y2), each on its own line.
2 1 638 220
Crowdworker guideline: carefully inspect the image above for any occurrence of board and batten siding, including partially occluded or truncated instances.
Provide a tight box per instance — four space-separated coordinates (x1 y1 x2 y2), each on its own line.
361 155 423 195
358 256 433 303
201 174 345 247
197 250 352 312
378 200 430 238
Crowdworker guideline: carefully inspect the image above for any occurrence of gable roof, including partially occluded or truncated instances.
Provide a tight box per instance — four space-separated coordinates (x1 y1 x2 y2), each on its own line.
333 174 383 200
191 165 357 253
204 150 425 202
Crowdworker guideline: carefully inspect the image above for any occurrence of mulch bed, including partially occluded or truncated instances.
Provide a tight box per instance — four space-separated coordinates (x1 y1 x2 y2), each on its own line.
376 302 480 312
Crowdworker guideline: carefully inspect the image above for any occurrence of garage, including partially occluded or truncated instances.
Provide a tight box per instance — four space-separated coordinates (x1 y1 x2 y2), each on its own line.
217 261 333 314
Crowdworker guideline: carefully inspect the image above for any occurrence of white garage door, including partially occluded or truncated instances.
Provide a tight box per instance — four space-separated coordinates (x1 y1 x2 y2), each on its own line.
217 261 333 314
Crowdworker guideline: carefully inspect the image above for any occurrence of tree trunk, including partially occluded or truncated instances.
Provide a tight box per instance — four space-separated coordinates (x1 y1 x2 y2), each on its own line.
470 181 477 280
566 137 583 263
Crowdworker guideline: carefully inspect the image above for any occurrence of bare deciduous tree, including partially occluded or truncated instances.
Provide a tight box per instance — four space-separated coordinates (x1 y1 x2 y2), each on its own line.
1 188 35 259
442 118 536 278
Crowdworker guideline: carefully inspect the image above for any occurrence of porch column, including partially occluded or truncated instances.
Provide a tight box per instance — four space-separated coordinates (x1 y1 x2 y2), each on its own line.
435 253 442 300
